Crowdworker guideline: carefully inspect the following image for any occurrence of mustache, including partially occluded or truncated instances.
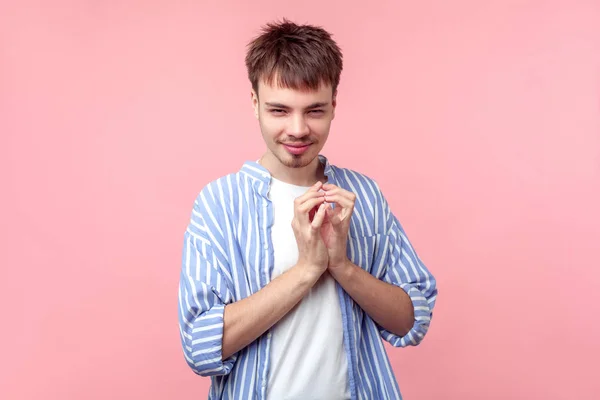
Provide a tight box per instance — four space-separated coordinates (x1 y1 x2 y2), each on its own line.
278 139 315 145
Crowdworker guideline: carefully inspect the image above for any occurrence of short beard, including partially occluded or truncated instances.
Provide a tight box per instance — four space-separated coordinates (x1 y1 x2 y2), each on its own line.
277 152 313 169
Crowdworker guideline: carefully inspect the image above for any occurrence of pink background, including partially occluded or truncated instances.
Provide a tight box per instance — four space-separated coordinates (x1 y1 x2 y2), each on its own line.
2 1 599 399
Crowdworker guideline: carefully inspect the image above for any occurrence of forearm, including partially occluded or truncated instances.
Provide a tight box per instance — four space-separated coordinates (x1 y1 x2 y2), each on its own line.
329 260 414 337
222 264 319 360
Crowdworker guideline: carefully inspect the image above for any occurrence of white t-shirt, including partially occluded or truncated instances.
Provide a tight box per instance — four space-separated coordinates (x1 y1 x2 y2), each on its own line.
266 177 350 400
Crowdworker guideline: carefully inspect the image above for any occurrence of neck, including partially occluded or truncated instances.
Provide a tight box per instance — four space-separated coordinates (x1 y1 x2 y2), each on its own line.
259 153 326 187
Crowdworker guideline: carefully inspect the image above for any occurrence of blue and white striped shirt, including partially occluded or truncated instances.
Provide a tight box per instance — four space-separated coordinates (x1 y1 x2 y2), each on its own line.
178 155 437 399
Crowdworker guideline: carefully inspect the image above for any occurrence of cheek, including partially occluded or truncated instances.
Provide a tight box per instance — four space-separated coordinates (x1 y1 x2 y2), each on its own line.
259 118 283 139
308 123 331 142
308 118 332 134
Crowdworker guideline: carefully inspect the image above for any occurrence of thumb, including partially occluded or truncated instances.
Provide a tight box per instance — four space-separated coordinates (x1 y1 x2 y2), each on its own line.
328 206 345 227
325 206 334 220
310 203 328 230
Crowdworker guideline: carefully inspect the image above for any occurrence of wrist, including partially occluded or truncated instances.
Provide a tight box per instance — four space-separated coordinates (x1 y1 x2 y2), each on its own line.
328 258 354 280
292 262 324 287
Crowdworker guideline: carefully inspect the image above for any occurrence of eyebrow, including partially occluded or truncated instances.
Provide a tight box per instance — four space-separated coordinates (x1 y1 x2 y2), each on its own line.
264 102 329 110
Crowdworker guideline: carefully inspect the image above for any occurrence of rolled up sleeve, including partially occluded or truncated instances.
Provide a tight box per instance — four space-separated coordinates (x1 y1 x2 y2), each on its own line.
178 200 236 376
378 213 438 348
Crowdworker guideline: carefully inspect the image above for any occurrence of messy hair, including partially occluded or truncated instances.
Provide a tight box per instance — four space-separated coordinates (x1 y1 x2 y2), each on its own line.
245 19 343 96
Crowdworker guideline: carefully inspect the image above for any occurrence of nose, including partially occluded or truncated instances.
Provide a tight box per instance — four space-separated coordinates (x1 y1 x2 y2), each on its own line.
286 113 310 138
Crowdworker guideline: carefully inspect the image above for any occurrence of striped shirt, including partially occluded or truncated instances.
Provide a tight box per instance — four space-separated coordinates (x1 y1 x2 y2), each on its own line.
178 155 438 399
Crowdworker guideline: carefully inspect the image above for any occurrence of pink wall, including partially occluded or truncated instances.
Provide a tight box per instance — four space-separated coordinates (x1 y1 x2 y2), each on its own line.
2 1 599 399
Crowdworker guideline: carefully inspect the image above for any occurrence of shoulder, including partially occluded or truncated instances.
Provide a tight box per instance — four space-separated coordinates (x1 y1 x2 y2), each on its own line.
186 171 245 238
329 164 384 204
330 164 395 236
193 170 249 206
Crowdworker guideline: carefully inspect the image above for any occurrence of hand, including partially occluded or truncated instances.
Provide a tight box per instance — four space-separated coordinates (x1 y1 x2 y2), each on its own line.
321 183 356 271
292 181 330 279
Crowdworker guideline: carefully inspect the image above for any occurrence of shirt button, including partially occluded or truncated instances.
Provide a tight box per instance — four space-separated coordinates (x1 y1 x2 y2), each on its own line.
263 244 268 250
261 380 266 388
267 333 272 339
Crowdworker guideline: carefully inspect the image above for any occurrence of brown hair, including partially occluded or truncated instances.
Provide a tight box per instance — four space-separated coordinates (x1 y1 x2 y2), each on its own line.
245 19 343 96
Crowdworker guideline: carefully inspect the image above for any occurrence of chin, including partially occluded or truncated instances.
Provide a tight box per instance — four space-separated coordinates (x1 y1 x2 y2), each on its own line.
279 151 316 169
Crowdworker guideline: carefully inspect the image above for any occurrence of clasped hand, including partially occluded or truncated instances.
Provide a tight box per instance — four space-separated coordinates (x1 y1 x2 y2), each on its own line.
292 181 356 275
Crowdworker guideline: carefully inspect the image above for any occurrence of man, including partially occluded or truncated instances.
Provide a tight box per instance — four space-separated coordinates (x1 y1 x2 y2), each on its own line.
178 19 437 400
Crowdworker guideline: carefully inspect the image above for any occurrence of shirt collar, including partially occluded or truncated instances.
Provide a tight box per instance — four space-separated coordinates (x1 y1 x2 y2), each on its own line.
240 154 336 197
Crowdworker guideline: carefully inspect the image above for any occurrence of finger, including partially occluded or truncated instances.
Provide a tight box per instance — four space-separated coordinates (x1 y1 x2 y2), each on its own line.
325 205 333 217
325 206 339 224
295 181 325 204
307 180 323 193
324 195 354 223
294 190 325 214
330 206 348 224
323 183 354 197
323 193 354 209
297 190 326 205
299 197 326 214
310 203 328 230
296 197 325 223
324 187 355 201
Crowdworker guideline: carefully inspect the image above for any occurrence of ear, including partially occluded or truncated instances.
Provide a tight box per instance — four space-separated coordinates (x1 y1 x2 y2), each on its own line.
251 89 259 119
331 91 337 120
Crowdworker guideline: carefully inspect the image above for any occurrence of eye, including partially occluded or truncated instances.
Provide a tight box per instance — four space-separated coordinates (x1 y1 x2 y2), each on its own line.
309 109 324 115
270 109 286 115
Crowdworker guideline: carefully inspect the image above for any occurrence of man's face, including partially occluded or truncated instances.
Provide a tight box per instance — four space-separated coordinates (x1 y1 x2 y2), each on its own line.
252 80 336 170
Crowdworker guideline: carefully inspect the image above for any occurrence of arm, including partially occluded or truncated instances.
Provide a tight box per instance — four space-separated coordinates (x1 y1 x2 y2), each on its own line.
223 182 331 358
180 229 319 374
323 182 437 347
178 224 235 377
179 183 330 374
371 209 437 347
328 259 415 337
222 265 319 359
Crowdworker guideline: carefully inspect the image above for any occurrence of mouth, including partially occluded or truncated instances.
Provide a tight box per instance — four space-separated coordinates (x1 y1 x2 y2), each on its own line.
282 143 311 155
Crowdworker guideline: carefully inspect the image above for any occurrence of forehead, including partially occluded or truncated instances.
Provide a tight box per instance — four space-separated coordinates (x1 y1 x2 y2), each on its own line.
257 80 333 106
